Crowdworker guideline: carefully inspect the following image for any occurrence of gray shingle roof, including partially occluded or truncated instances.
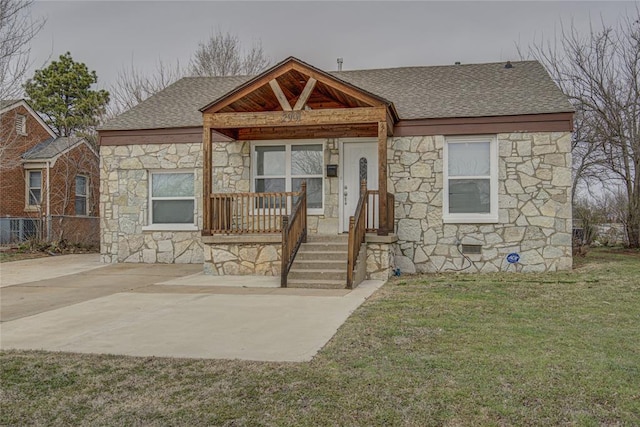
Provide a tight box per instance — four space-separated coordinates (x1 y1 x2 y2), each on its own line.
22 136 88 160
100 60 572 131
0 99 21 110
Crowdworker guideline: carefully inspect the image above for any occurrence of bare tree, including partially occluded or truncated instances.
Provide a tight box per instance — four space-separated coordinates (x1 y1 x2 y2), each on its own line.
108 31 270 116
522 11 640 247
108 59 186 117
0 0 44 100
190 30 270 77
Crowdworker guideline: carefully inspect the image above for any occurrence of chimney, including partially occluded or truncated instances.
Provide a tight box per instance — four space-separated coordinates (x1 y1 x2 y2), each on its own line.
505 61 513 69
337 57 343 71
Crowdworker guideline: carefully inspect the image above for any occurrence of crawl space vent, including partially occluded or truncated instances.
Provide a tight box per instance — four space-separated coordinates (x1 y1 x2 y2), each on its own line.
461 244 482 255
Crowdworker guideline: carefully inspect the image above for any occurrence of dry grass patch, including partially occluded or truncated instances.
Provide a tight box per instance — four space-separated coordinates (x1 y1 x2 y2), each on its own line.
2 248 639 426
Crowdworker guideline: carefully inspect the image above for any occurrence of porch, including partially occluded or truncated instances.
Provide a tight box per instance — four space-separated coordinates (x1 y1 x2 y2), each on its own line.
199 58 398 288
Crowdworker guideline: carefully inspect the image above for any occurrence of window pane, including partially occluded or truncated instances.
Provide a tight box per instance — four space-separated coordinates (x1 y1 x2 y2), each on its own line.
76 176 87 196
448 141 490 176
449 179 490 213
29 189 41 205
293 178 323 209
152 200 194 223
255 178 285 193
292 144 322 175
256 146 285 176
152 173 194 197
75 197 87 215
29 171 41 188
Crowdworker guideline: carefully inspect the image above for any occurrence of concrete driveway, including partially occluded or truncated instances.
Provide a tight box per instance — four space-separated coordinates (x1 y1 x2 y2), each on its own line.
0 255 383 361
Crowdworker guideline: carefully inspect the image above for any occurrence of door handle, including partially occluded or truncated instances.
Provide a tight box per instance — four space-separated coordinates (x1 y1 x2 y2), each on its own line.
344 185 348 205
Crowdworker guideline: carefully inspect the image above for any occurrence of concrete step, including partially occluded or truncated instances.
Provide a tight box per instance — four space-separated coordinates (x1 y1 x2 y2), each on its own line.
306 235 349 243
288 268 346 281
300 242 348 252
291 259 347 270
296 250 347 261
286 279 347 289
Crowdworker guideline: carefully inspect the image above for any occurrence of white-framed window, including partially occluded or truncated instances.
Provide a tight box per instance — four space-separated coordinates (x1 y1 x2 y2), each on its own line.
26 170 42 207
443 135 498 223
75 175 89 215
15 114 27 135
148 171 195 228
251 141 324 214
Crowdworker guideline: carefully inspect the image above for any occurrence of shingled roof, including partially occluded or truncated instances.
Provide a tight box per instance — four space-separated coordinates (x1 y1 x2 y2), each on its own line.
22 136 94 160
100 60 572 131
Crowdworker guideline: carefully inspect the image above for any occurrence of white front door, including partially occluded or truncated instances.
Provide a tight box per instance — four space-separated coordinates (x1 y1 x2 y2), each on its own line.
341 141 378 232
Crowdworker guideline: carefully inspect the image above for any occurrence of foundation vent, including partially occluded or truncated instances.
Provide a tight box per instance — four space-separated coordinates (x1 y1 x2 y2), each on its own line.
461 244 482 255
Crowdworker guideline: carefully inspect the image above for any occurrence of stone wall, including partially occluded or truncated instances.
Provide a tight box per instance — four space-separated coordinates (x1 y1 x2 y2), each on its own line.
203 242 281 275
388 132 572 273
100 143 204 264
366 240 397 280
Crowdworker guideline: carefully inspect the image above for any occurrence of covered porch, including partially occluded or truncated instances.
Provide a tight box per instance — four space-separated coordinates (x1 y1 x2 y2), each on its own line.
199 58 398 287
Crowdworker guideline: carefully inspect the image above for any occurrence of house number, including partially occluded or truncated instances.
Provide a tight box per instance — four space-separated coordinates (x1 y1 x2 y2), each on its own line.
281 111 301 122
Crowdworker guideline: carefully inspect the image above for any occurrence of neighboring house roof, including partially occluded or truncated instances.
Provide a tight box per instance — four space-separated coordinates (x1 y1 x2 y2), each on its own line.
100 60 573 131
22 136 96 162
0 99 21 110
0 99 57 138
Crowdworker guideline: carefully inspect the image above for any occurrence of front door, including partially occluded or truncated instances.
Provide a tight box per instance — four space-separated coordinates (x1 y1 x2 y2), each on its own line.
342 141 378 232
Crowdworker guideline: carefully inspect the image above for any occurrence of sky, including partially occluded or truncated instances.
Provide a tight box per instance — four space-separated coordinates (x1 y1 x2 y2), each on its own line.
27 1 636 93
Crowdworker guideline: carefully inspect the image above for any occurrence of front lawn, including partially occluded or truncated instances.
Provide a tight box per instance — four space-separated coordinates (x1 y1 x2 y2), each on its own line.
2 248 639 426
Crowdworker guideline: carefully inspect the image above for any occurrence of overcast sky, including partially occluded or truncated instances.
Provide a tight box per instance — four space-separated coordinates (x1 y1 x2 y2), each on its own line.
28 1 635 93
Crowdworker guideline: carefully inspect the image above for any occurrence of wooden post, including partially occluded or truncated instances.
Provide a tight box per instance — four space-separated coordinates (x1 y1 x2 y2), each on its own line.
202 126 212 235
347 216 355 289
377 121 388 236
301 181 307 243
281 215 289 287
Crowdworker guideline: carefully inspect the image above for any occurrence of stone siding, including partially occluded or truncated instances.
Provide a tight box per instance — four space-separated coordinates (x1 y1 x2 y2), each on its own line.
204 243 281 275
100 143 204 264
389 132 572 273
366 241 397 280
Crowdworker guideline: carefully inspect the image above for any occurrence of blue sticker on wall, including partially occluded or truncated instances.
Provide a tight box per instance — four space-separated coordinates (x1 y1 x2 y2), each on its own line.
506 253 520 264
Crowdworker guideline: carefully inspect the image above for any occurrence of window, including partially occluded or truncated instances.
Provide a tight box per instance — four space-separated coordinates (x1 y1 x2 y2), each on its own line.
149 172 195 225
444 136 498 223
26 170 42 207
75 175 88 215
252 142 324 212
15 114 26 135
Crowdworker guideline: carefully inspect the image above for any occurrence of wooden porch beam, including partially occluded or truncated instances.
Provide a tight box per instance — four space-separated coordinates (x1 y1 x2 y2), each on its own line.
202 127 212 236
377 121 388 236
205 106 387 129
268 79 292 111
293 77 317 111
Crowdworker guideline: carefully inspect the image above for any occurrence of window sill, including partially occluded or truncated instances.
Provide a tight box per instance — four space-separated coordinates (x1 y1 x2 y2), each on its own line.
142 224 199 232
443 215 499 224
24 206 40 212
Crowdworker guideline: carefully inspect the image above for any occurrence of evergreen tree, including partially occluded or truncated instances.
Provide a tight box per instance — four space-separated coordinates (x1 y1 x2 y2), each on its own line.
24 52 109 136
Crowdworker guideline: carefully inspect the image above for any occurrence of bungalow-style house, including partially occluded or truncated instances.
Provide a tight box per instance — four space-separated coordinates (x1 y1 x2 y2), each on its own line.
98 57 574 288
0 99 100 245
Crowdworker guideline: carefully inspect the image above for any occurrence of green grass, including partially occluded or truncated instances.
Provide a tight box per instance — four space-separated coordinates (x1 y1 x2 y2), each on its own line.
2 248 639 426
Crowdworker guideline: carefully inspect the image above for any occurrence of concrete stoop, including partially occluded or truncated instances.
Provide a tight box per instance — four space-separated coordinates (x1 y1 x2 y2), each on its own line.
287 235 349 289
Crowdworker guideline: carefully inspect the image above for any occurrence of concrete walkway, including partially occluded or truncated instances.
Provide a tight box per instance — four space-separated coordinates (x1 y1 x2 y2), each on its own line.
0 253 105 287
0 256 384 362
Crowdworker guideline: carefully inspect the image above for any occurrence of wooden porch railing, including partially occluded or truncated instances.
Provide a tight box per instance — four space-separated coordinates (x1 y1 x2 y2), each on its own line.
347 181 368 289
281 182 307 287
364 190 396 234
348 184 396 289
210 191 299 234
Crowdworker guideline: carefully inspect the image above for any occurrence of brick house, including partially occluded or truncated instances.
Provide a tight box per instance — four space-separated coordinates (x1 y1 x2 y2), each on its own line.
0 99 100 245
99 58 574 287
